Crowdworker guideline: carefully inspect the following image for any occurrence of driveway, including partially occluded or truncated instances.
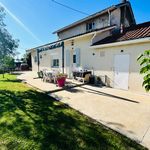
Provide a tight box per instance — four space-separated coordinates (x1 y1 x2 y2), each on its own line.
18 71 150 149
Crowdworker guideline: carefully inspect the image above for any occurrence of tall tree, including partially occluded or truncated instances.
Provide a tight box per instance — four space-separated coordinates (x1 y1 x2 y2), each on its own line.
0 6 19 77
137 50 150 92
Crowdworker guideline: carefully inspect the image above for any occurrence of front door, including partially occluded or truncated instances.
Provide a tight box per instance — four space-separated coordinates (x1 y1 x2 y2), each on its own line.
66 50 71 78
72 48 80 71
114 54 130 90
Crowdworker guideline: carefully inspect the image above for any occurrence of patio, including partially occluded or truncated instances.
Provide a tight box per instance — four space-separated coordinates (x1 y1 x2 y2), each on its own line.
18 71 150 149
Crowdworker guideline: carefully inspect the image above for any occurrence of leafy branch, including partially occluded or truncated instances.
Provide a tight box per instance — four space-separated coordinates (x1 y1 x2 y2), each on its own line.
137 50 150 92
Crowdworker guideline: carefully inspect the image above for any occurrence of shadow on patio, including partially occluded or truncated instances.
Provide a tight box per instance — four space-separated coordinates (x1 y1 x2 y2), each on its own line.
45 82 139 104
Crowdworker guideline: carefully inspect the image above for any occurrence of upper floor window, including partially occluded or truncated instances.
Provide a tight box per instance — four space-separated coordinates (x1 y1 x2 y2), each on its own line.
86 22 95 31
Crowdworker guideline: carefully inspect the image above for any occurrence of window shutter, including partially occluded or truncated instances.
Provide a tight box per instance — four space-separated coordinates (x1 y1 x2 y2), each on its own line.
75 48 80 67
66 50 70 67
50 55 53 67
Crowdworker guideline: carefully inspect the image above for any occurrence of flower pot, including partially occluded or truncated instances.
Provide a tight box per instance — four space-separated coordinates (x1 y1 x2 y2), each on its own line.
57 77 66 87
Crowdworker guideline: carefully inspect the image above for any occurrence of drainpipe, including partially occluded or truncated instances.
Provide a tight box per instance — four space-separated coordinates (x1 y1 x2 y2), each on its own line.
91 32 97 44
108 9 111 26
37 49 40 72
62 41 64 73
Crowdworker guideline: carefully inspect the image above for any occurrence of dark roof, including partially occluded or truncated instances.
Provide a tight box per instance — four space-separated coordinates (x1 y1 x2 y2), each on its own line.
53 1 135 34
92 22 150 46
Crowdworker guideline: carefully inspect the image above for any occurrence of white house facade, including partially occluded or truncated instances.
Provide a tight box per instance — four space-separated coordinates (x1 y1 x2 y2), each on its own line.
27 0 150 93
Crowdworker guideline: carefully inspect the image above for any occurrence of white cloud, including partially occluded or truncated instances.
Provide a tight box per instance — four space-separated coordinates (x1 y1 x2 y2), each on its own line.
0 2 42 43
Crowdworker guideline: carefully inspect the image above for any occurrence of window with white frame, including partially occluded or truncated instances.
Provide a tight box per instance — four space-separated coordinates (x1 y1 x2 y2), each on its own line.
86 22 95 31
52 59 59 67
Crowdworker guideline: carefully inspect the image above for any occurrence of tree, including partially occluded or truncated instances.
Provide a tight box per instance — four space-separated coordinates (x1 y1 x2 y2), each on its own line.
137 50 150 92
21 53 32 69
0 6 19 77
3 55 15 68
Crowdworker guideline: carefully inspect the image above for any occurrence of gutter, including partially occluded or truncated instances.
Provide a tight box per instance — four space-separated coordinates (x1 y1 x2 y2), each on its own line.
108 9 111 26
90 25 116 44
90 37 150 49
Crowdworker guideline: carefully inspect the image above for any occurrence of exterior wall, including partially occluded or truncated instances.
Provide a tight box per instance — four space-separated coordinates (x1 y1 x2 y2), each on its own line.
92 30 111 44
58 23 86 40
31 50 38 72
58 14 109 40
31 33 149 94
64 35 150 93
38 47 62 72
94 14 109 29
58 8 123 40
90 42 150 93
110 8 121 27
64 35 94 78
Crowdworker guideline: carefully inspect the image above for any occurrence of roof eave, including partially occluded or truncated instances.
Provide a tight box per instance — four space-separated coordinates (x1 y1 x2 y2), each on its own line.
90 37 150 49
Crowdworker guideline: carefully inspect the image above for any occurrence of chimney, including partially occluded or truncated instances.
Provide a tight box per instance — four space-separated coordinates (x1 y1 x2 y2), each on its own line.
121 0 127 3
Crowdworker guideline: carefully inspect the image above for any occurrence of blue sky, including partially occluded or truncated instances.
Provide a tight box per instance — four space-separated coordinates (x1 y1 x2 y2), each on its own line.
0 0 149 58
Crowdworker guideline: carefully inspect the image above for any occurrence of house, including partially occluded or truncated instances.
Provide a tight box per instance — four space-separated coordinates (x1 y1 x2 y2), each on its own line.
28 0 150 93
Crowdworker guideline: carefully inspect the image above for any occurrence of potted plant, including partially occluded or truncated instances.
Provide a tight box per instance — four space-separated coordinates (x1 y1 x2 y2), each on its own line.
56 73 67 87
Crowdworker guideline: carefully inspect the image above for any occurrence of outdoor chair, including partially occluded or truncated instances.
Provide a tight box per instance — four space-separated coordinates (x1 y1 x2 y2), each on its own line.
37 71 43 79
42 69 48 82
46 72 53 83
52 70 60 84
42 72 47 82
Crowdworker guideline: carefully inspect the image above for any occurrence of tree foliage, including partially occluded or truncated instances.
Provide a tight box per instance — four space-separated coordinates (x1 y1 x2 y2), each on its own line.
21 53 32 68
3 55 15 68
137 50 150 92
0 6 19 76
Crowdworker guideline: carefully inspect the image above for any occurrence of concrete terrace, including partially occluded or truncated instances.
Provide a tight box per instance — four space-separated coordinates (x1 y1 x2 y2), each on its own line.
18 71 150 149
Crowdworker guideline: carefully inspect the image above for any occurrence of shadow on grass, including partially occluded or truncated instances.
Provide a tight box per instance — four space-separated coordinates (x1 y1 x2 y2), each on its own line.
0 79 22 83
0 88 146 150
10 72 23 75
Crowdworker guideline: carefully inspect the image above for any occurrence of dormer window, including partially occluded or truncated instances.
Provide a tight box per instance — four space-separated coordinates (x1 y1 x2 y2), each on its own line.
86 22 95 31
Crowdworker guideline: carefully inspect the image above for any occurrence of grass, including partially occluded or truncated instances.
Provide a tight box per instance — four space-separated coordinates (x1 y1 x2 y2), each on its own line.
0 73 147 150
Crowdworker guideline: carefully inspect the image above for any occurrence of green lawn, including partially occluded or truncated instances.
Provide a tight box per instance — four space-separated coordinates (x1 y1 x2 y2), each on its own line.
0 74 147 150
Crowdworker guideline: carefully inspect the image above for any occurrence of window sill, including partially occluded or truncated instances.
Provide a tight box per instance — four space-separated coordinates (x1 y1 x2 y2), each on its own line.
51 66 59 68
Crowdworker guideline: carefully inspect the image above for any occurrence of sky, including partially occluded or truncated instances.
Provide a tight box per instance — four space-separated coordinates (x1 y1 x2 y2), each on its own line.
0 0 150 59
